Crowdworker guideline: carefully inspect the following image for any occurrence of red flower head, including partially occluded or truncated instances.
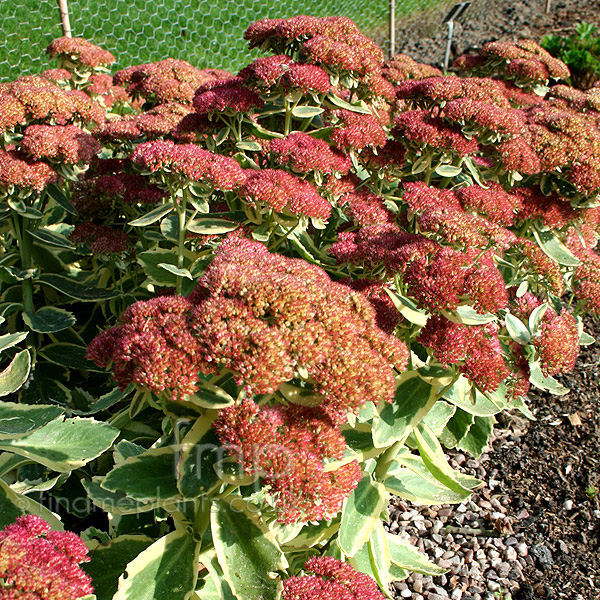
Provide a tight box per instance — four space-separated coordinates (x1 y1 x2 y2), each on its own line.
283 556 384 599
214 399 361 523
281 63 331 94
269 132 351 176
239 169 332 219
69 222 130 255
534 308 579 377
0 148 58 192
238 55 295 87
418 316 510 392
193 77 264 115
131 140 247 190
329 109 387 151
393 110 478 156
382 53 442 85
0 515 93 600
46 36 116 67
114 59 231 104
21 124 101 164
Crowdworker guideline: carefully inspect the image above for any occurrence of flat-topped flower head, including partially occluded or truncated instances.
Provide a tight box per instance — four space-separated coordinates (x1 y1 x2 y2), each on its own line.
132 140 247 190
0 148 57 193
393 110 479 156
382 53 442 85
280 63 331 94
239 169 332 219
283 556 385 599
396 76 511 108
69 222 130 255
40 68 72 83
238 55 295 87
47 36 116 68
0 515 93 600
114 59 232 104
89 235 407 418
534 308 579 377
214 399 361 523
441 98 525 136
21 124 101 164
1 75 104 128
85 73 132 109
418 315 510 392
339 188 394 227
268 132 351 176
329 109 387 151
455 183 520 226
193 77 264 115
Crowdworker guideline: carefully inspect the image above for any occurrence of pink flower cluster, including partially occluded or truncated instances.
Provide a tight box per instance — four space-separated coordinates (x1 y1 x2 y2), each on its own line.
329 109 387 151
268 132 351 176
282 556 384 600
393 110 479 156
21 124 100 164
418 316 510 392
214 399 362 523
46 36 116 67
89 234 408 418
131 140 246 190
193 77 264 115
114 59 232 104
0 148 57 192
382 53 442 85
239 169 332 219
69 221 130 254
0 76 104 132
0 515 93 600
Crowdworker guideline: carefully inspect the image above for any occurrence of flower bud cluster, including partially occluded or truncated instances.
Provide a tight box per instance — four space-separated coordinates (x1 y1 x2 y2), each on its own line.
46 36 116 68
0 515 93 600
282 556 384 599
21 124 101 164
214 398 362 523
114 59 232 104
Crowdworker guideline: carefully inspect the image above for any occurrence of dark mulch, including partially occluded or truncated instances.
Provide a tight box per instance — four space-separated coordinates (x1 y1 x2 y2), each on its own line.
492 315 600 600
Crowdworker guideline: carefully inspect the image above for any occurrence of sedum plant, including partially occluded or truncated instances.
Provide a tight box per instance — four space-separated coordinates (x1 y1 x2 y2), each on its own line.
0 16 598 600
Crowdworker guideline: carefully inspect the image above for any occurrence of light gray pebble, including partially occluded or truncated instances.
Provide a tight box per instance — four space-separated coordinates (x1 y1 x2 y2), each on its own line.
505 547 517 561
456 503 468 514
442 550 455 559
432 521 443 535
450 589 463 600
496 562 511 577
401 588 412 598
505 536 517 546
412 595 424 600
516 542 528 557
488 549 500 560
432 533 443 544
487 581 501 592
438 507 453 517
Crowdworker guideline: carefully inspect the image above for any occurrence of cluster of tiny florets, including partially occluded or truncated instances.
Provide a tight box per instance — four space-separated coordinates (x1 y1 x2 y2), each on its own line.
214 399 362 523
114 59 231 104
89 234 408 418
21 124 101 164
418 316 510 392
46 36 116 67
131 140 247 190
193 77 264 115
239 169 332 219
0 515 93 600
382 53 442 85
0 76 104 131
329 109 387 151
69 222 130 255
0 148 57 193
268 132 351 176
282 556 385 600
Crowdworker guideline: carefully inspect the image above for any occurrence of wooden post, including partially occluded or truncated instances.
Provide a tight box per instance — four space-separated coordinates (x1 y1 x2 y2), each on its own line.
390 0 396 58
56 0 72 37
546 0 552 13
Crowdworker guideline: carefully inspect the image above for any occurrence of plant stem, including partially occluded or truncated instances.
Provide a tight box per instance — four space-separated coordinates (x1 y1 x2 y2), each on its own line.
13 213 35 314
175 190 188 295
373 440 402 481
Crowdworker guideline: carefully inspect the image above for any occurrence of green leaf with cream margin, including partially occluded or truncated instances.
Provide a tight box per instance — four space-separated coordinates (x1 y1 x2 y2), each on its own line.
0 400 63 439
0 349 31 397
372 372 437 448
386 533 447 576
0 417 118 472
113 529 200 600
211 498 287 600
84 535 154 600
0 478 64 529
338 473 387 557
102 446 182 503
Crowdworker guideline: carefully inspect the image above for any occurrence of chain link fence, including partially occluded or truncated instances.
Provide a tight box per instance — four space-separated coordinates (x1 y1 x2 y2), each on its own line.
1 0 549 82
